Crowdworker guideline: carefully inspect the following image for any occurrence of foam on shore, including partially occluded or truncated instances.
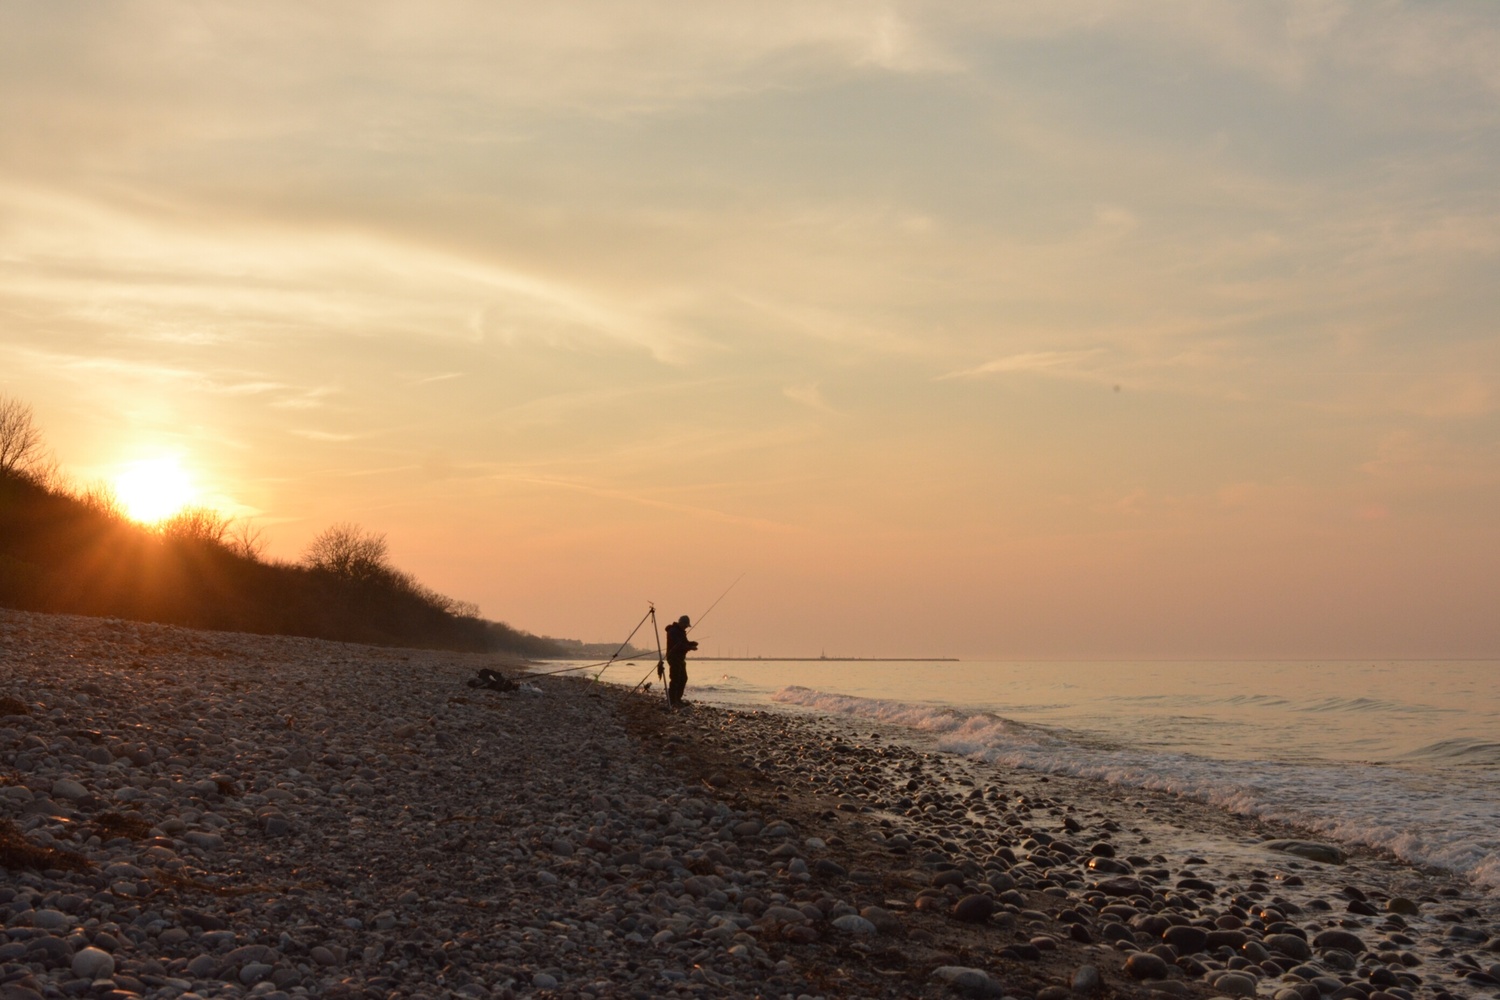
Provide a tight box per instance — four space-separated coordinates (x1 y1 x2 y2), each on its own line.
772 685 1500 892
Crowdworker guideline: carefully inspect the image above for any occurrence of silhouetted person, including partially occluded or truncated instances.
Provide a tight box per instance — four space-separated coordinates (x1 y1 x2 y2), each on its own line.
664 614 697 708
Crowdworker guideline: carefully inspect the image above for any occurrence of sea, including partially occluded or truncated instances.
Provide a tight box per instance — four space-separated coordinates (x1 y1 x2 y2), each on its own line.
580 657 1500 894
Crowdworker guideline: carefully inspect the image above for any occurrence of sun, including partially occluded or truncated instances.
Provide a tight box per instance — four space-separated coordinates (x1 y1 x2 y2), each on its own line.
113 456 199 524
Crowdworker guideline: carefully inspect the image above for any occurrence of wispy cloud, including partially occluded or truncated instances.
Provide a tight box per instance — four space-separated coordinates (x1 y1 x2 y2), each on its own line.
782 382 836 412
485 470 797 533
938 349 1107 381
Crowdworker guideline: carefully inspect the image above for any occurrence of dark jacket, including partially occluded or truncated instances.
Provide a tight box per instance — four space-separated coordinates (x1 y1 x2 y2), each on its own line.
665 621 697 666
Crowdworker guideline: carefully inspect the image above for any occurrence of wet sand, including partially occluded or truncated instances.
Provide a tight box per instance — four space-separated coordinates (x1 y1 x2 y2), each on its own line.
1 609 1497 999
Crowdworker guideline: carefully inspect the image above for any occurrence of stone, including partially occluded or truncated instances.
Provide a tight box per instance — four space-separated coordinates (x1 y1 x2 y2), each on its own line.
71 947 114 980
1095 876 1147 897
1124 952 1169 980
1072 964 1102 993
831 914 876 934
186 954 218 977
239 962 274 985
1206 928 1248 950
813 858 847 878
51 779 88 801
30 908 69 930
1162 924 1208 953
1215 972 1258 997
1262 840 1346 864
931 965 1001 998
1265 932 1312 961
859 905 903 934
1312 929 1366 954
952 894 996 923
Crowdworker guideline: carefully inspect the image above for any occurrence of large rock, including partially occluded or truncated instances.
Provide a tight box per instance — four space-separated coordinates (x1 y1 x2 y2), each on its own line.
1312 929 1366 955
952 894 996 923
71 947 114 980
1162 924 1209 953
931 966 1003 998
1265 932 1312 961
832 914 877 934
1263 839 1346 864
1124 952 1169 980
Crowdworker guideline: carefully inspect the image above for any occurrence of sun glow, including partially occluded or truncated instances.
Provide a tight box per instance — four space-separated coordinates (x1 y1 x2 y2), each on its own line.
113 456 199 524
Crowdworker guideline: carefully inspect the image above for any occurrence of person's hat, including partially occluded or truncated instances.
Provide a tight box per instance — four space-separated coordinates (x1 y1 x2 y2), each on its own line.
678 615 691 627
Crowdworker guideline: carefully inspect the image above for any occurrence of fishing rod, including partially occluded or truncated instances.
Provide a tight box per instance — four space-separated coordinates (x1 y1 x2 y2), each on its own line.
632 574 742 697
630 604 667 695
528 604 656 678
689 572 744 633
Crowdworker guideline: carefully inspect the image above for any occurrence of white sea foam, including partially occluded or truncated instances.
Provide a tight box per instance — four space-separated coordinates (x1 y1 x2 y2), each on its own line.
772 685 1500 891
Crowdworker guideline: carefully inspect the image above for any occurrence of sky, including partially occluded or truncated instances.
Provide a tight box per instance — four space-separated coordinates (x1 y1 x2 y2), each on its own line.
2 1 1499 659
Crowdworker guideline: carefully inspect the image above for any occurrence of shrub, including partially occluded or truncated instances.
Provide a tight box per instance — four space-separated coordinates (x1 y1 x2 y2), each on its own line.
302 523 390 582
0 397 46 478
160 506 232 546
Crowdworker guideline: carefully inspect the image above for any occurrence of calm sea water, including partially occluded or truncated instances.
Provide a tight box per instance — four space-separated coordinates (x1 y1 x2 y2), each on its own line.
581 658 1500 891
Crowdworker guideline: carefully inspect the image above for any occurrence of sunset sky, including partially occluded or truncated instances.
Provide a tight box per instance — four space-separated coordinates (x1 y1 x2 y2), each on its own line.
3 2 1498 658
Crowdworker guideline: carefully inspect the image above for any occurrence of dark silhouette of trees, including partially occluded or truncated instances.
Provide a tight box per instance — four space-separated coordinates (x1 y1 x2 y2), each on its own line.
303 523 392 582
0 397 46 478
0 398 562 656
161 506 233 546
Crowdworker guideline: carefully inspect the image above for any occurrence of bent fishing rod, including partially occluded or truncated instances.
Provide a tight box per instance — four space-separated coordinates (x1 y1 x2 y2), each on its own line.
536 574 747 687
688 571 744 634
630 572 744 693
528 603 657 678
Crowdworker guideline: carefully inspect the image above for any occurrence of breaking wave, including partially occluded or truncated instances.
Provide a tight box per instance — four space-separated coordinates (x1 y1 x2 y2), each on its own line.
772 685 1500 891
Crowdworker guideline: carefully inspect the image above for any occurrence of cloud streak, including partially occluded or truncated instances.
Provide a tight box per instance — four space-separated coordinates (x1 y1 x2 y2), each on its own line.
3 2 1499 656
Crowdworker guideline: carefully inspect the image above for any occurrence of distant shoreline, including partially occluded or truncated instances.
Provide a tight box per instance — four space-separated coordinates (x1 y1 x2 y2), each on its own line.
690 656 960 662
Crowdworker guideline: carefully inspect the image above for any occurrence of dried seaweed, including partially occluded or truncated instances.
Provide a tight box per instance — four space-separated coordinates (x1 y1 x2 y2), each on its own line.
149 867 319 898
0 818 91 873
91 811 154 841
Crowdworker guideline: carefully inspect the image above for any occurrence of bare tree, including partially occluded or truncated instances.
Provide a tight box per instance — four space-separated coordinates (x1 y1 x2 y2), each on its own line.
227 518 268 561
161 506 232 545
75 480 125 520
303 523 391 581
0 396 46 477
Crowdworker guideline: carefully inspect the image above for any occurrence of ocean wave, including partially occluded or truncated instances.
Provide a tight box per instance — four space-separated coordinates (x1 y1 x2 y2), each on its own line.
1295 695 1453 715
1401 738 1500 767
772 686 1500 891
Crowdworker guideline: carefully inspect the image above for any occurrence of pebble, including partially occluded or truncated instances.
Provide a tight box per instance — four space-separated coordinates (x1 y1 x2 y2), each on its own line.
1 608 1496 1000
1072 964 1101 992
69 947 113 980
1124 952 1170 980
931 965 1002 997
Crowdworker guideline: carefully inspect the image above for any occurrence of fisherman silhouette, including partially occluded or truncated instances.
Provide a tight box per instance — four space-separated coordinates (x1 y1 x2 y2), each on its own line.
663 614 697 709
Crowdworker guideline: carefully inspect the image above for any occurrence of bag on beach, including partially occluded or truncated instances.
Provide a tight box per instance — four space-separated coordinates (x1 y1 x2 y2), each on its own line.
467 668 517 692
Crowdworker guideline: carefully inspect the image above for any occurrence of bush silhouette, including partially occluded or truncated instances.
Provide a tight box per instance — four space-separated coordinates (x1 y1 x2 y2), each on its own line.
0 397 46 479
0 399 562 656
303 523 390 582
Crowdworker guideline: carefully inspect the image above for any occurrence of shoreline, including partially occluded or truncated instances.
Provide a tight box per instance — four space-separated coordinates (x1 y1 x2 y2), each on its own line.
1 609 1496 999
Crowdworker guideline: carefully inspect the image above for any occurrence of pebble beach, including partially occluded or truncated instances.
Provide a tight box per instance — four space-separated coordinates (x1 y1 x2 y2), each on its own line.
2 609 1498 1000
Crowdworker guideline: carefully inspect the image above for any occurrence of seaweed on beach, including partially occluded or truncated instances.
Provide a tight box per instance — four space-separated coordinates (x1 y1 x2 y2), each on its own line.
149 867 316 898
0 695 28 716
0 817 91 873
90 811 154 841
